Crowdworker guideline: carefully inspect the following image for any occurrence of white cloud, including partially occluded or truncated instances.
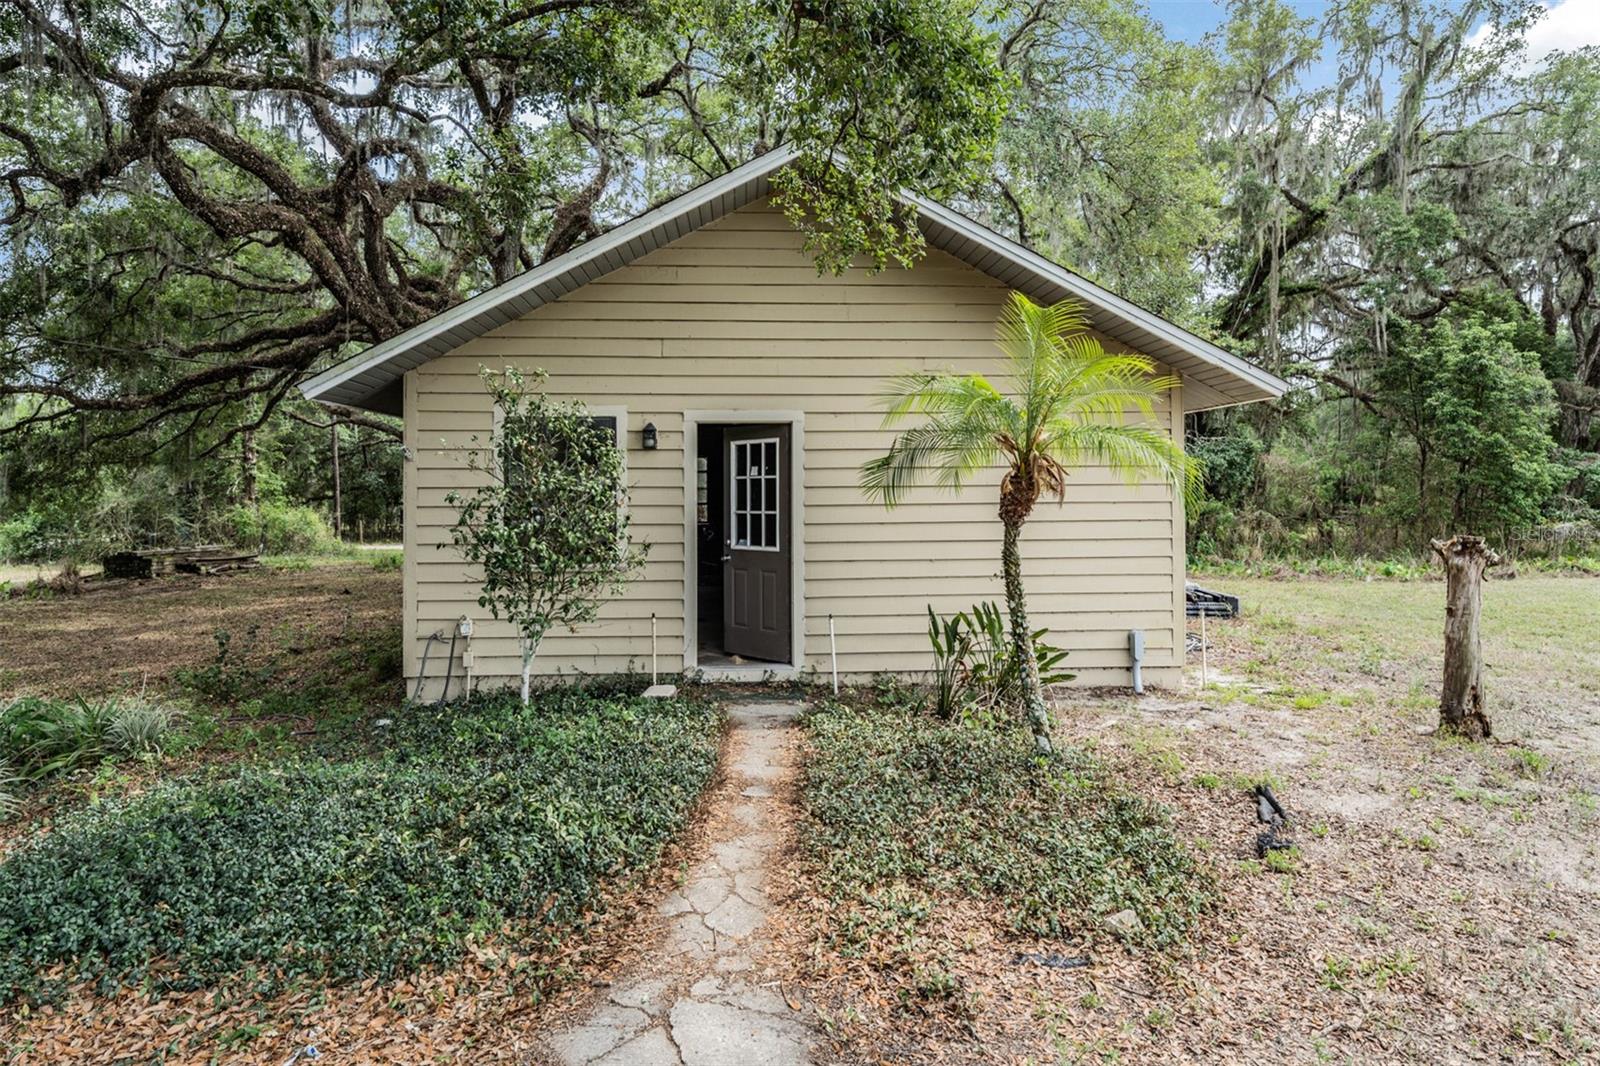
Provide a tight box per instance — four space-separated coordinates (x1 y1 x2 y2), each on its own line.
1468 0 1600 69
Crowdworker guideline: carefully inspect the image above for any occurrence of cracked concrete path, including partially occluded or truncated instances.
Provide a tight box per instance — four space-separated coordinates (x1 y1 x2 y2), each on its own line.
542 701 813 1066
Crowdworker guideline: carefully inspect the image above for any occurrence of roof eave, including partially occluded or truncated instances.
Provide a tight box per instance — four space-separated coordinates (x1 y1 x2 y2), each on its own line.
301 148 1288 413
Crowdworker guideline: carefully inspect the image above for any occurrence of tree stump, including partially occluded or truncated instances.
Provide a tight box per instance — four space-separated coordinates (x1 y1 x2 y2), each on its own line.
1431 535 1500 740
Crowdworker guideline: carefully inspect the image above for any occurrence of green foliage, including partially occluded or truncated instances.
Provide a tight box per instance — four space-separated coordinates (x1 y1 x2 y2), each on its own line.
0 0 1011 483
984 0 1223 318
1186 0 1600 563
0 405 387 564
1422 318 1561 534
105 701 187 756
212 502 338 554
173 623 402 748
862 294 1196 508
927 606 975 719
1197 290 1577 560
447 369 645 696
0 511 47 564
1 696 117 780
0 689 720 1004
0 759 19 821
0 695 190 780
770 0 1008 273
802 700 1211 955
926 602 1073 719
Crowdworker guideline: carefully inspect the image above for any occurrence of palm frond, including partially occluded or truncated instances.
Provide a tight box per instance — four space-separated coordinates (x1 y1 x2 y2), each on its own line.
878 371 1013 426
863 293 1194 512
1050 421 1199 495
860 418 1004 507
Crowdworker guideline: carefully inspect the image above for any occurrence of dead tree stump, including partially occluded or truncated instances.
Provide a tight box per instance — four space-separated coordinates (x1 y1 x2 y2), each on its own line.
1431 535 1500 740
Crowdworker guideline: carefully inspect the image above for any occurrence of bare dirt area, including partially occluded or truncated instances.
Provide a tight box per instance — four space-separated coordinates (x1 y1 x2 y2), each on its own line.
0 562 401 699
782 575 1600 1064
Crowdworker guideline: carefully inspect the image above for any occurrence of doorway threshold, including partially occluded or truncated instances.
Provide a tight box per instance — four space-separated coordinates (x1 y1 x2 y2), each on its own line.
695 663 801 683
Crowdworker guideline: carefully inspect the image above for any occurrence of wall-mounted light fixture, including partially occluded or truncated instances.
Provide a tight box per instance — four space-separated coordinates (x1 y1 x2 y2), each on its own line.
641 422 658 450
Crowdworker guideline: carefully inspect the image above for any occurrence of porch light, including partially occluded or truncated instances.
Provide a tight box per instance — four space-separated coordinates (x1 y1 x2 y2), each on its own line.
641 422 658 449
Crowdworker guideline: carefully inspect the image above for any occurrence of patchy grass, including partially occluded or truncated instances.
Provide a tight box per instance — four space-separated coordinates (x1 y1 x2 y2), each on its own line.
0 688 719 1007
0 562 402 830
1029 573 1600 1064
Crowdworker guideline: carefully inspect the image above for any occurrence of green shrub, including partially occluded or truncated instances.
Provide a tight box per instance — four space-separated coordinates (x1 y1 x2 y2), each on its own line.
802 702 1211 950
0 512 47 564
212 502 337 554
368 549 403 572
0 689 720 1004
924 602 1073 720
0 759 19 821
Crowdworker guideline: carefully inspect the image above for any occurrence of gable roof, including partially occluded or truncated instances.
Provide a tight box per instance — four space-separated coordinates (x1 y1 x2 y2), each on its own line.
300 146 1287 414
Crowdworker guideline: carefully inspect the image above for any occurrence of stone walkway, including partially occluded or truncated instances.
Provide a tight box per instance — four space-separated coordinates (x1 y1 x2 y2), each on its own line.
542 701 813 1066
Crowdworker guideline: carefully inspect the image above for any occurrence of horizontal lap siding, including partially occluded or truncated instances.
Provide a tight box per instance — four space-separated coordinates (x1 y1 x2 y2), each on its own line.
406 202 1185 693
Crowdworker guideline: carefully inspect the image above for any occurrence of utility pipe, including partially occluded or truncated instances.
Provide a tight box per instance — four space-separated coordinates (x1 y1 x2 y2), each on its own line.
829 613 838 695
413 631 444 703
1128 629 1145 695
438 627 459 708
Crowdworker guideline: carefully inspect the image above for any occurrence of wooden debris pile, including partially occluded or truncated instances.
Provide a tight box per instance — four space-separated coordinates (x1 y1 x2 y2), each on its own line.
101 545 260 580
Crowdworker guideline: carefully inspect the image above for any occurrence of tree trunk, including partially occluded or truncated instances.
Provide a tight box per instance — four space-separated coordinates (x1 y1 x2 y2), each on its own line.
1415 441 1428 543
519 635 542 706
1432 535 1499 740
1001 518 1053 756
330 421 343 541
240 427 258 507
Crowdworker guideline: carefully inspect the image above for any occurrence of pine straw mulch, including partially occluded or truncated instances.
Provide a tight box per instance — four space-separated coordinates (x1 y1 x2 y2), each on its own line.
0 725 736 1065
767 633 1600 1063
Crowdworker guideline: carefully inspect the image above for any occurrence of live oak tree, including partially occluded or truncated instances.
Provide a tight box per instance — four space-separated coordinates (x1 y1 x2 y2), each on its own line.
0 0 1008 460
861 293 1196 755
974 0 1223 319
1185 0 1600 556
446 369 643 704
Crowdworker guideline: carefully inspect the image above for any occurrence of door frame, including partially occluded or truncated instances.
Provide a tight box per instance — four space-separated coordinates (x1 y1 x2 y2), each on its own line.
682 409 805 679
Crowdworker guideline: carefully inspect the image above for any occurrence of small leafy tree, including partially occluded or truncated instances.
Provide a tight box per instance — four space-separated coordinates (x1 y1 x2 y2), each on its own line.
447 369 644 703
863 293 1196 755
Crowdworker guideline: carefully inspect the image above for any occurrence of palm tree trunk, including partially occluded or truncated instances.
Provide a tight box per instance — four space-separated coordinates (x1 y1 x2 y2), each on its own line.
1002 518 1054 756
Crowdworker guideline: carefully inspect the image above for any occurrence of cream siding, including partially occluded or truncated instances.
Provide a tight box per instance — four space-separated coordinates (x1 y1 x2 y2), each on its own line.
406 201 1187 695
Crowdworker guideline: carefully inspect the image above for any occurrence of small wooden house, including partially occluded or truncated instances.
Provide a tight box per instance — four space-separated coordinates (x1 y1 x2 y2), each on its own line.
302 148 1285 697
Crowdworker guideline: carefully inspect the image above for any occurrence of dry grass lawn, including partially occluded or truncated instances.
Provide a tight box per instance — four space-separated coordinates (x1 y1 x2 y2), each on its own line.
0 561 401 700
798 574 1599 1064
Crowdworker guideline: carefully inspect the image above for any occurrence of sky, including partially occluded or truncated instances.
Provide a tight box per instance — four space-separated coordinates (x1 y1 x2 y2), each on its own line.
1144 0 1600 81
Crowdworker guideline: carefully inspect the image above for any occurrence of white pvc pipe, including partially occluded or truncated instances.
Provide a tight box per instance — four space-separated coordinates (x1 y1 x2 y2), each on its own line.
829 613 838 695
1200 609 1209 689
651 612 658 686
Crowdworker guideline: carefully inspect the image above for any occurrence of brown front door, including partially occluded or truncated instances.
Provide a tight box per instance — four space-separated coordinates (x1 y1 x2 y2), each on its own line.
723 424 792 663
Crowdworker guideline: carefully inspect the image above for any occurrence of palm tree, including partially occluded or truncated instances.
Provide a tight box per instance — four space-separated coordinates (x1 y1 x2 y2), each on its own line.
861 292 1197 755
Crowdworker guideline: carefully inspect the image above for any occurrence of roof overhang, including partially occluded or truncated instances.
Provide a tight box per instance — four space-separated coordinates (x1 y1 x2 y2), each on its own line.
301 146 1287 415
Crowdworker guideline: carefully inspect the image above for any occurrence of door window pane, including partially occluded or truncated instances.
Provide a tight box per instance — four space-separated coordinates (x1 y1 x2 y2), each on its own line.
730 437 780 551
